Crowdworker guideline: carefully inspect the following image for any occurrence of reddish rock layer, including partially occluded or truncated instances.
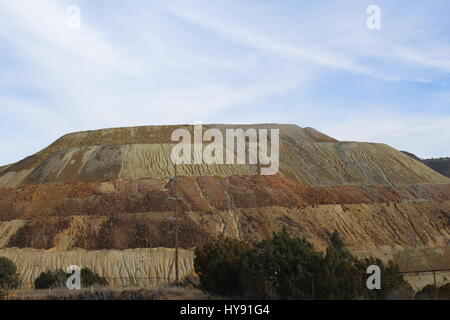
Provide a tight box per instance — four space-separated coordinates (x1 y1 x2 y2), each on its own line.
0 176 449 220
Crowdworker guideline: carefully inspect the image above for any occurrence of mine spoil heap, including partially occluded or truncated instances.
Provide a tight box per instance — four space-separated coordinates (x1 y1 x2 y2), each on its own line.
0 124 449 289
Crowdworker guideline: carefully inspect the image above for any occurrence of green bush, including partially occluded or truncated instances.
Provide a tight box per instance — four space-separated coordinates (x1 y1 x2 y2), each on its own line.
0 257 20 290
194 238 250 296
415 283 450 300
316 232 363 299
35 268 108 289
240 230 323 299
34 269 67 289
80 268 108 287
194 230 413 300
356 258 413 300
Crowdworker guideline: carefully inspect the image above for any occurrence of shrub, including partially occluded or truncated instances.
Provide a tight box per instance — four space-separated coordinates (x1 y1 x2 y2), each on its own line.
240 230 324 299
355 258 413 300
34 269 67 289
0 257 21 290
80 268 108 287
194 238 250 296
316 234 363 299
35 268 108 289
194 230 413 300
438 283 450 300
415 283 450 300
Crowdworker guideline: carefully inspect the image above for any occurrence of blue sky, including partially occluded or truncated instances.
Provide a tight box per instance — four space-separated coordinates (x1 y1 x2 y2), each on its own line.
0 0 449 165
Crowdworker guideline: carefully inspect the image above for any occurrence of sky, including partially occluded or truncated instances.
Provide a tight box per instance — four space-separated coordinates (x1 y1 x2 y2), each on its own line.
0 0 449 165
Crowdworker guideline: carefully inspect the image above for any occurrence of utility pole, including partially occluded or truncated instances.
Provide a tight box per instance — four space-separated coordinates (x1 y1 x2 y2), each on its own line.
400 267 450 299
257 157 261 175
256 135 261 175
433 270 437 299
174 163 179 284
168 163 180 284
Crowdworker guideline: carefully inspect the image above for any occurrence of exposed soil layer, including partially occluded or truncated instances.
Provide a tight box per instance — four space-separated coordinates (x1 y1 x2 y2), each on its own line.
3 200 448 251
0 124 448 290
0 176 448 251
0 176 448 220
0 247 195 289
1 125 448 187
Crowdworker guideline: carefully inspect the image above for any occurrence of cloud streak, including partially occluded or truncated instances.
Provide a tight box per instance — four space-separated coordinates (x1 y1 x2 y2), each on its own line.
0 0 449 164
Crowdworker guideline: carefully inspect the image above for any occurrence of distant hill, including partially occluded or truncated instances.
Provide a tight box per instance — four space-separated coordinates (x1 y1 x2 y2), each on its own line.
402 151 450 178
423 157 450 178
401 151 423 162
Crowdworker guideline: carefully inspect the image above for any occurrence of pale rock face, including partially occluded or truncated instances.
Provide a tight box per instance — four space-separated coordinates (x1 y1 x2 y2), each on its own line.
0 247 194 289
0 169 34 187
0 220 28 248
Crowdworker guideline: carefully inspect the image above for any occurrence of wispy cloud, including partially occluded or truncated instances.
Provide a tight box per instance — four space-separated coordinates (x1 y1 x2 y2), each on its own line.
159 1 392 79
0 0 449 164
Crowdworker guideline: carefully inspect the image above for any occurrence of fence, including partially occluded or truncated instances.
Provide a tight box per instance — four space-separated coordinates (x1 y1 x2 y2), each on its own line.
242 267 450 300
400 267 450 299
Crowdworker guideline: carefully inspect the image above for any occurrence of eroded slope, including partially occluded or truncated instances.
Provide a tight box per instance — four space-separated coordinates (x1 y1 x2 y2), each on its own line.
0 124 447 187
0 124 448 289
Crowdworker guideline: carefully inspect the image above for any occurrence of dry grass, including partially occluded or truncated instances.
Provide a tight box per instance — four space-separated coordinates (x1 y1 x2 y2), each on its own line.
2 283 219 300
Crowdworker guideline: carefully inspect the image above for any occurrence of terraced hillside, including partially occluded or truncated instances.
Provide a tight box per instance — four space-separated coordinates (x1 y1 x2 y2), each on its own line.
0 124 449 289
1 124 447 187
